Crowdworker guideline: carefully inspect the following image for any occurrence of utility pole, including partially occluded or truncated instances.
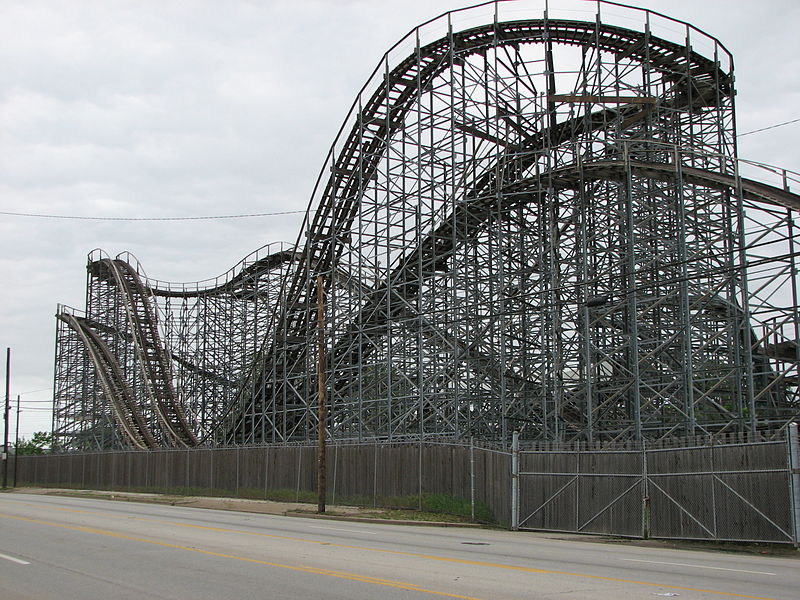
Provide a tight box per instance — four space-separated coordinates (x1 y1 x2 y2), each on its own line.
316 276 327 514
3 348 10 489
14 395 20 487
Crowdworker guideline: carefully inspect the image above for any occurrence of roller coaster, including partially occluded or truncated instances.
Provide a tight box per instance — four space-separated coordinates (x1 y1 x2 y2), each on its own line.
53 0 800 450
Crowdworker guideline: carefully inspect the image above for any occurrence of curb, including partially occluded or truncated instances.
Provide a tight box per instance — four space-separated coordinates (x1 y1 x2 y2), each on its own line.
283 511 484 528
13 488 486 528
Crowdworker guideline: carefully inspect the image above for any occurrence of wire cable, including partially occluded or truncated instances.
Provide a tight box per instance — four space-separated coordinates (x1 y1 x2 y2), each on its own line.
737 117 800 137
17 387 53 396
0 209 305 221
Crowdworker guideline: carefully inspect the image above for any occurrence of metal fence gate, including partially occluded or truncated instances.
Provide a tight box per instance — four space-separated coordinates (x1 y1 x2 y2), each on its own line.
512 425 800 544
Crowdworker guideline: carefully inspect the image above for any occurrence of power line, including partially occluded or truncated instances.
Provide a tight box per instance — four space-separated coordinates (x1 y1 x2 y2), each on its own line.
0 209 306 222
738 117 800 137
18 387 52 396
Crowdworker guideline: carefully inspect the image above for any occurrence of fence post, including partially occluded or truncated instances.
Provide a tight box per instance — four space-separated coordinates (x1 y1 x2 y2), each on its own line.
295 445 301 502
511 431 519 531
642 438 650 540
418 438 423 510
373 443 378 508
470 437 476 522
574 442 580 532
710 436 718 539
788 422 800 546
331 443 338 506
263 447 271 500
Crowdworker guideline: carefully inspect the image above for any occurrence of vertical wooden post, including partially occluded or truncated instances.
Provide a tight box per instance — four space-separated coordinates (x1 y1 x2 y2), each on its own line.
642 438 650 539
511 431 519 530
470 436 476 522
14 395 20 487
317 275 327 513
3 348 10 489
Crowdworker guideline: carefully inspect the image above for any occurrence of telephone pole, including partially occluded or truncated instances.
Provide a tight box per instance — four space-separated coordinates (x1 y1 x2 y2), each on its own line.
14 394 20 487
3 348 10 489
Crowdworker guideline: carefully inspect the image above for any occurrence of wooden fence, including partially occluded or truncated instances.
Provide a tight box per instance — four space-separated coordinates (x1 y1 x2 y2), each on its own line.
14 441 512 525
14 430 800 543
515 431 800 544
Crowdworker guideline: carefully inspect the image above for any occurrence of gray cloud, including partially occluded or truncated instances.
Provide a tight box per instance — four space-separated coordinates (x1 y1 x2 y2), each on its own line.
1 0 797 437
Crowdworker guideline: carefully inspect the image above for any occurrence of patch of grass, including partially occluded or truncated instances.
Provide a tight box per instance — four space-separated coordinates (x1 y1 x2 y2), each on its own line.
421 494 494 523
362 509 470 523
264 488 317 503
335 493 495 524
329 493 373 507
18 483 495 524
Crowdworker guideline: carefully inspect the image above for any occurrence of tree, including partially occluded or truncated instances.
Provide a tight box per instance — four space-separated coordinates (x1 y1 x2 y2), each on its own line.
15 432 53 455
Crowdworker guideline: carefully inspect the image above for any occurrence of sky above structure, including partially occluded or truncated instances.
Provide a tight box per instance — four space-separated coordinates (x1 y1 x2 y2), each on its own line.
1 0 798 438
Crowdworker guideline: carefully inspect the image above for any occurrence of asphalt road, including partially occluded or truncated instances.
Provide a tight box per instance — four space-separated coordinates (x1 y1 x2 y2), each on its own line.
0 492 796 600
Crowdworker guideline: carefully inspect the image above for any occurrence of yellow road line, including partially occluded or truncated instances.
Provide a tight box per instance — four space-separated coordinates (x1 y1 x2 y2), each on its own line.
0 498 783 600
153 518 785 600
0 512 482 600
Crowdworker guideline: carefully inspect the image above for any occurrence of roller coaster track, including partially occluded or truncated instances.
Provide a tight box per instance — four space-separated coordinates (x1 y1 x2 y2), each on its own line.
67 246 303 447
224 152 800 441
56 312 156 450
76 246 304 447
279 16 730 350
218 16 749 441
54 4 800 447
551 161 800 211
318 153 800 393
330 158 800 399
76 315 238 388
92 258 198 447
146 249 299 299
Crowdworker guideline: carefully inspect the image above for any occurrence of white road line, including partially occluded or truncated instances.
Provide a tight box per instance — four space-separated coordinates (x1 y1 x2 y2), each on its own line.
308 525 377 535
621 558 775 576
0 552 30 565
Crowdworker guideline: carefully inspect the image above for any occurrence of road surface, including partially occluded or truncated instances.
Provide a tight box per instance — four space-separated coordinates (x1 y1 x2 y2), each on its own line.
0 492 796 599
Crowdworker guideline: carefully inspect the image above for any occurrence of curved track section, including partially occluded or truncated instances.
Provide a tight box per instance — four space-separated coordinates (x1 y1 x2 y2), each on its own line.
220 7 740 444
145 249 299 299
327 157 800 384
221 3 799 445
56 312 156 450
93 258 197 447
270 16 732 377
54 1 800 449
54 243 297 449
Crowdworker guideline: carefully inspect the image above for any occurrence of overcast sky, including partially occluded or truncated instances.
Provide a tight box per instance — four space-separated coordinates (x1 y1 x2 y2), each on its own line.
1 0 798 440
